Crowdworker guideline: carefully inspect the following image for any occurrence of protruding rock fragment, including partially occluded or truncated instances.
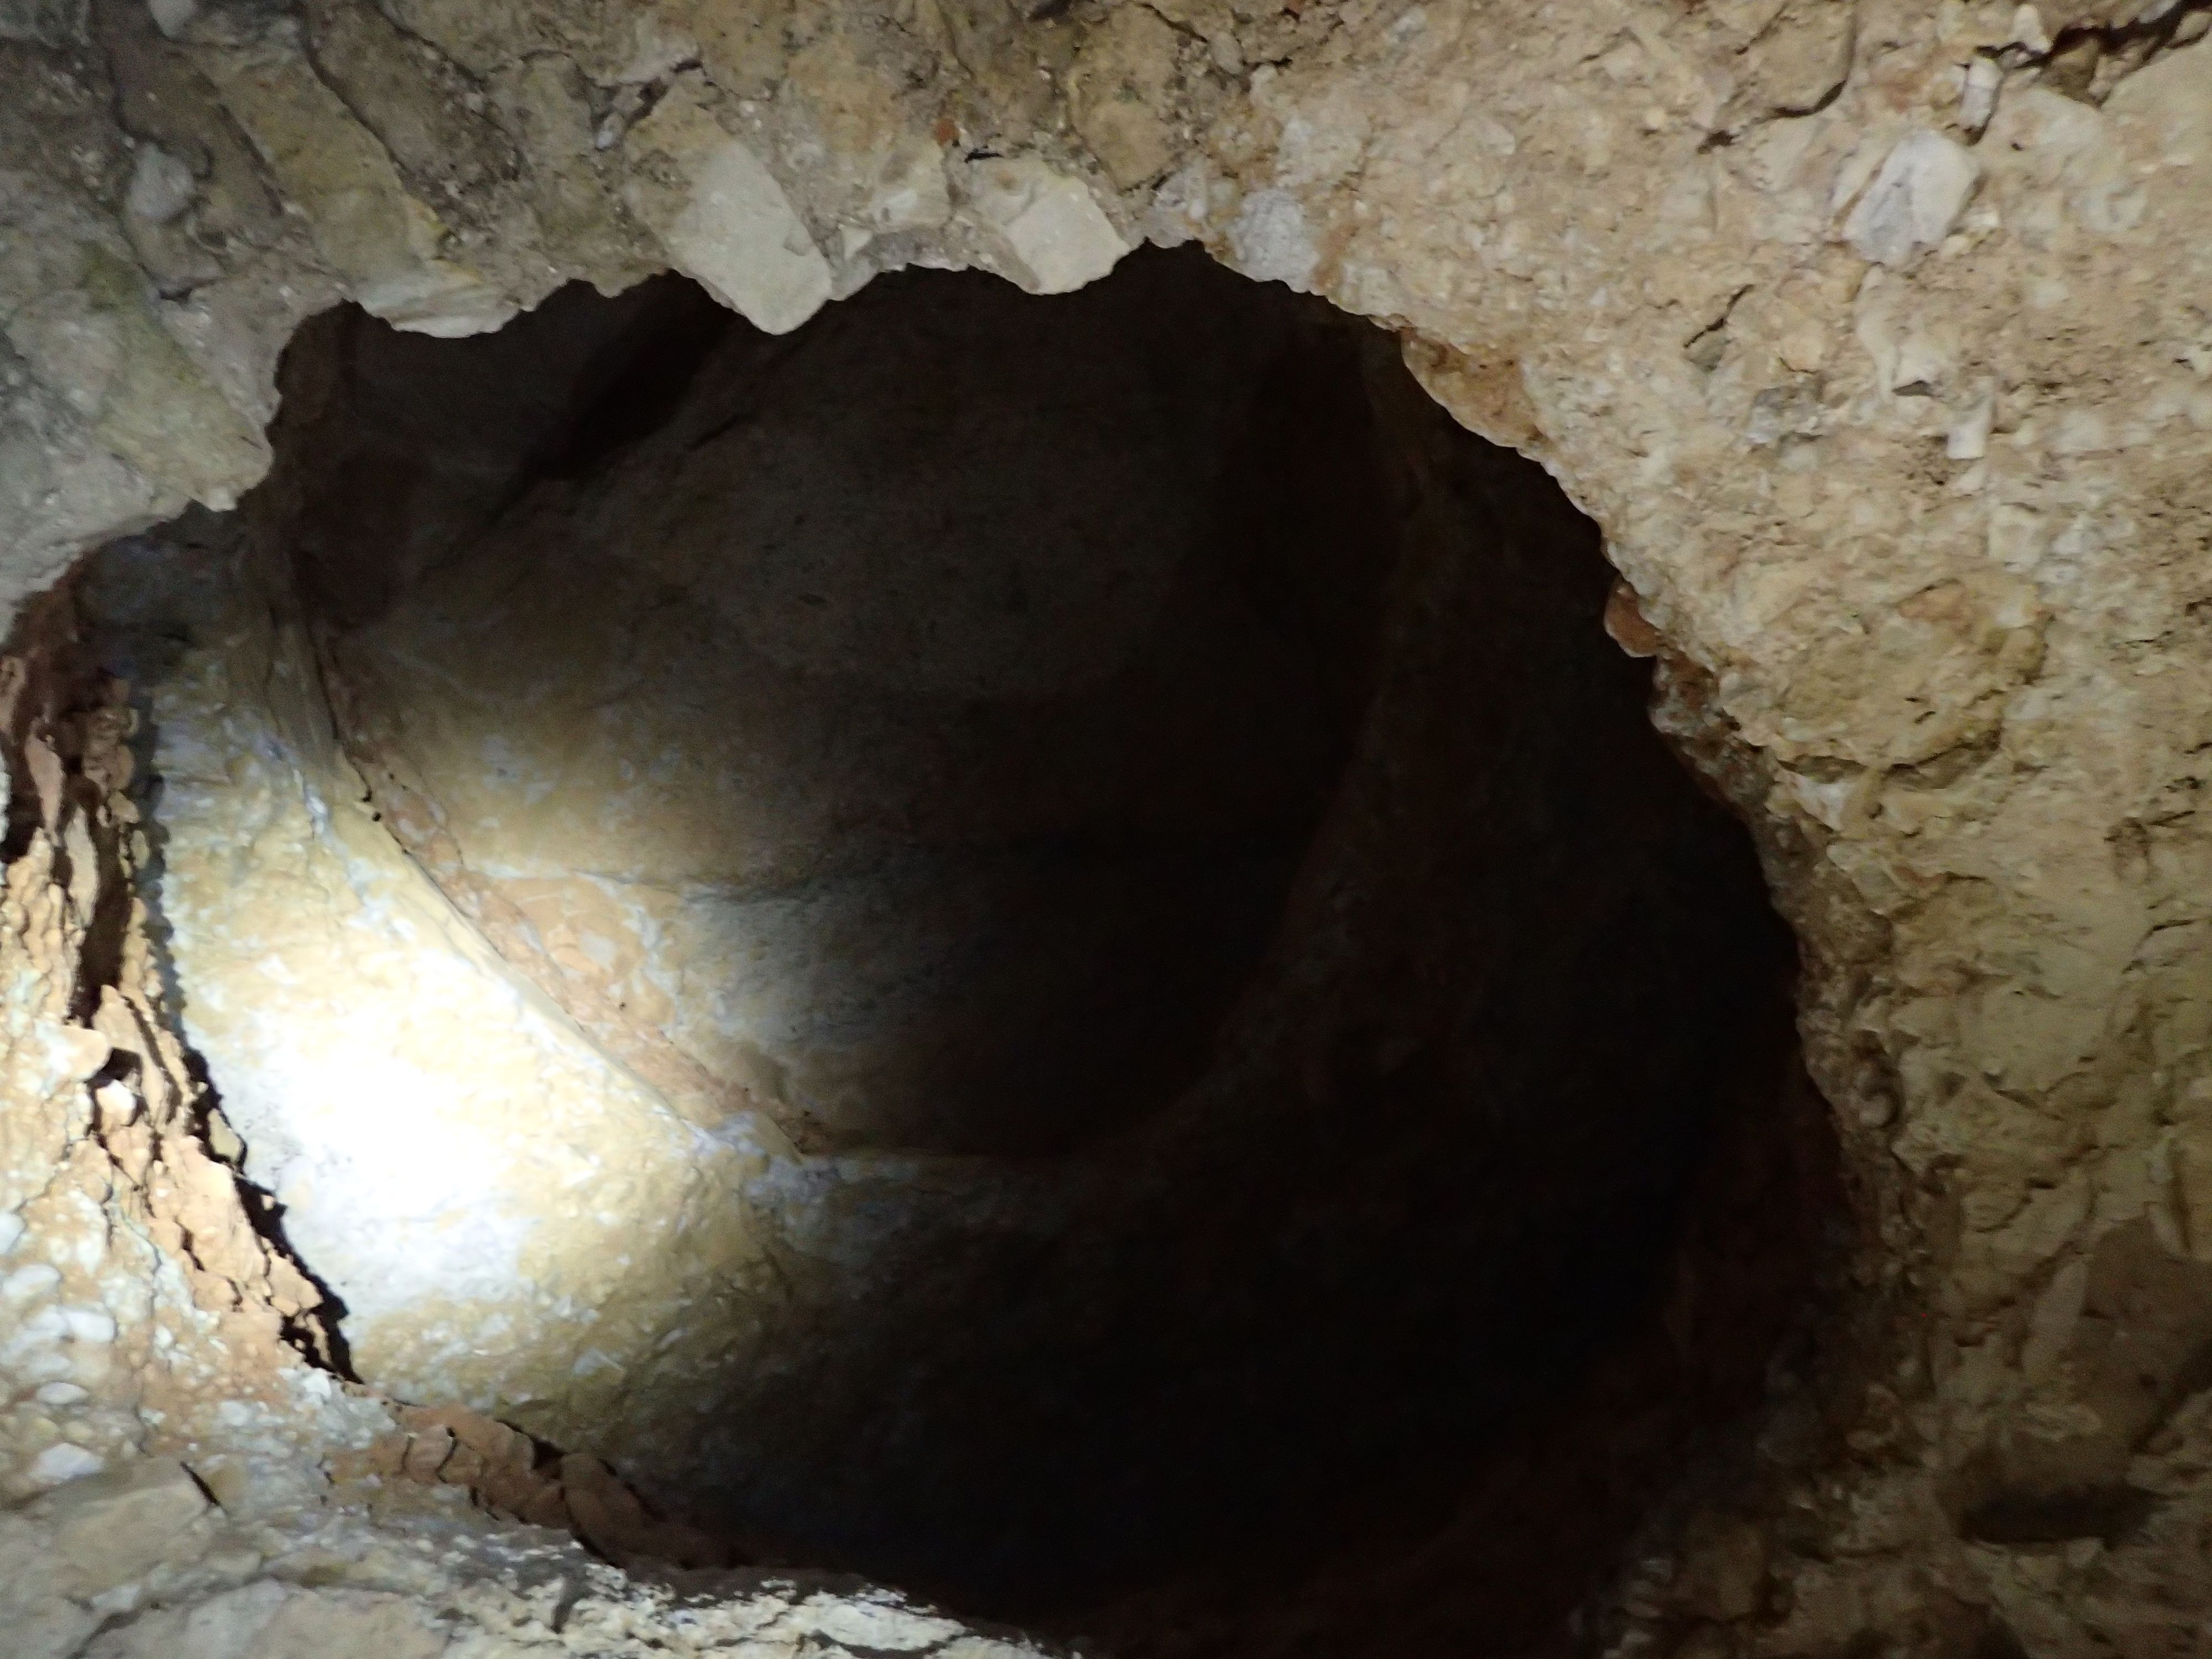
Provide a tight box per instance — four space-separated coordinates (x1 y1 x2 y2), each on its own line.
399 1425 454 1483
1604 580 1665 659
558 1451 651 1562
965 157 1134 294
625 76 833 335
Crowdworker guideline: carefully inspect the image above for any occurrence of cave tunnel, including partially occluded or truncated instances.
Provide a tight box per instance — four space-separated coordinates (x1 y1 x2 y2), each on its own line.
66 246 1839 1649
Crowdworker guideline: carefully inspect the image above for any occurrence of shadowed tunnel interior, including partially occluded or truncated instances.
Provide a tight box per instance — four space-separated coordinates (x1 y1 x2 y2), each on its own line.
77 247 1838 1646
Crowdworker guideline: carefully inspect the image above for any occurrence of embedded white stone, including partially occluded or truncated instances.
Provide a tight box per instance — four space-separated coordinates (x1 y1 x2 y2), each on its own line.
792 1595 965 1650
1948 384 1996 460
1 1262 60 1302
1960 58 2002 138
864 143 953 234
1228 187 1319 290
125 146 196 226
29 1444 106 1486
145 0 196 36
61 1307 117 1345
2008 3 2052 56
1844 130 1981 267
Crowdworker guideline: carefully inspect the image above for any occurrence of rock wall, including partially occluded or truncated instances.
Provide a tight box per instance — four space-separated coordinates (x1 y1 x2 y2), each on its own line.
2 1453 1059 1659
73 514 791 1449
0 587 382 1506
4 1 2212 1655
298 253 1384 1159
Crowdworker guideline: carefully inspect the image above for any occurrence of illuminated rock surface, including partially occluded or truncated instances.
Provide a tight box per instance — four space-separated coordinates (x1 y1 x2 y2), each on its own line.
2 3 2211 1656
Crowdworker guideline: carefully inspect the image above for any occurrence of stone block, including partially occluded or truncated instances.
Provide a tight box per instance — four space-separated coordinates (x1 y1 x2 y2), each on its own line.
28 1457 211 1595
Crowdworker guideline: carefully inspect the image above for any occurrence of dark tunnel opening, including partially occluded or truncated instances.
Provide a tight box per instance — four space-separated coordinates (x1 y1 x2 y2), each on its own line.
75 245 1841 1650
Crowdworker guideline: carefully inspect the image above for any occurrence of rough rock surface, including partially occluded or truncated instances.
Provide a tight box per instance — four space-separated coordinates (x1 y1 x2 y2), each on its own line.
0 1452 1056 1659
1 1 2210 1656
73 519 786 1442
0 589 378 1505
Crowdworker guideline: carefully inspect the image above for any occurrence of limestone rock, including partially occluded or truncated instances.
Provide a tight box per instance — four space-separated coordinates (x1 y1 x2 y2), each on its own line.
28 1457 213 1595
0 1 2210 1653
